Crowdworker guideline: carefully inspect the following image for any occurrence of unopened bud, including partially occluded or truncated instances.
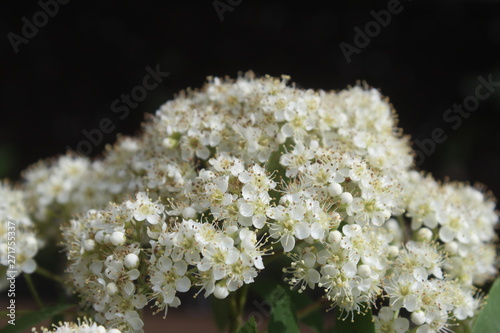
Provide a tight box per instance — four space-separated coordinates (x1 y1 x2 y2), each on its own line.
110 231 126 246
124 253 140 269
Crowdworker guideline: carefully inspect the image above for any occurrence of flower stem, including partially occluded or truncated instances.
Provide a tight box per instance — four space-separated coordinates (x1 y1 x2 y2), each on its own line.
36 266 65 284
23 273 44 308
297 297 327 320
228 284 250 333
396 214 411 242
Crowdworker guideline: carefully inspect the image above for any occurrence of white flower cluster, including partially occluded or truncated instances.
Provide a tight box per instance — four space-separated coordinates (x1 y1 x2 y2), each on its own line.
1 74 497 333
22 145 142 237
379 240 481 333
63 195 150 332
0 182 41 289
405 171 498 285
32 317 121 333
64 191 265 332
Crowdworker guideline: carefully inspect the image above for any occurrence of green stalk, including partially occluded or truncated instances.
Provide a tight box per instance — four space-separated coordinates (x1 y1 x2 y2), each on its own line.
228 292 240 333
35 266 65 285
228 284 250 333
297 297 327 320
24 273 44 308
396 214 411 242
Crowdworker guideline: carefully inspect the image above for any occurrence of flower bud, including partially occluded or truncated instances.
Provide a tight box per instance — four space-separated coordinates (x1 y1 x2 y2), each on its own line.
107 329 122 333
214 284 229 299
340 192 353 205
182 207 196 219
445 241 458 254
110 231 126 246
388 245 399 258
106 282 118 296
124 253 140 269
358 264 371 279
163 137 178 149
411 310 426 326
83 239 95 251
328 183 342 197
416 228 433 242
95 230 105 243
328 230 342 243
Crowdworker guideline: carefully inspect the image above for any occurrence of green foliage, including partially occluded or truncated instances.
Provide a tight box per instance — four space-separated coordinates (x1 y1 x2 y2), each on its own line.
288 290 324 333
332 306 375 333
238 316 258 333
251 278 326 332
0 303 73 333
267 285 300 333
472 278 500 333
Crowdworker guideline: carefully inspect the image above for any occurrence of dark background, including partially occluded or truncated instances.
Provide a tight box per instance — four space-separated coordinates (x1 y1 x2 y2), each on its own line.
1 0 499 197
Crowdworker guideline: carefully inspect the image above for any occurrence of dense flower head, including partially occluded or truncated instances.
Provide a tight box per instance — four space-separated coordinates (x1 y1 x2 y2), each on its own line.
0 73 498 332
0 182 41 289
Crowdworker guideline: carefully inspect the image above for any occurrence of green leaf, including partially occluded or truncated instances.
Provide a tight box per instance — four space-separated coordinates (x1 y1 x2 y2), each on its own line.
238 316 258 333
334 306 375 333
251 278 324 332
472 278 500 333
268 285 300 333
0 303 73 333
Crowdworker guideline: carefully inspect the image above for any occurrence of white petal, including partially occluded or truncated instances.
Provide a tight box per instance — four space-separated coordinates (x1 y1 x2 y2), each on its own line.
222 193 233 206
253 215 266 229
176 276 191 292
282 233 295 252
342 261 357 277
294 222 310 240
238 172 252 184
291 206 305 220
226 249 240 265
439 226 455 243
128 269 140 280
239 202 254 217
404 294 420 312
196 146 210 160
303 252 316 268
378 307 394 321
147 214 160 225
22 259 36 274
310 222 325 239
307 269 320 285
281 123 294 137
124 281 135 295
394 318 410 333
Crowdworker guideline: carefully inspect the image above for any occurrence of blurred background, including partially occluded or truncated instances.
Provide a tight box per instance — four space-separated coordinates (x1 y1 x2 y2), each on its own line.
0 0 499 330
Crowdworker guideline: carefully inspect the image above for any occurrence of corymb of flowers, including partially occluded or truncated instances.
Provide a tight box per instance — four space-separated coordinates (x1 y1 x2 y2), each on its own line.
1 73 498 333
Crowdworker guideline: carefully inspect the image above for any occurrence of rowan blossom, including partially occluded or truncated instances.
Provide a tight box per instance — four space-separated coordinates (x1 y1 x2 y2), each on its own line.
0 74 494 333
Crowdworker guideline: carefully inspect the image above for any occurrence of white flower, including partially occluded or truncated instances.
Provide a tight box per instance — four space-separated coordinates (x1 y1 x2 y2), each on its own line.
384 272 421 312
150 257 191 306
374 307 410 333
279 140 317 178
284 249 320 291
239 165 276 197
209 153 244 176
126 192 164 224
